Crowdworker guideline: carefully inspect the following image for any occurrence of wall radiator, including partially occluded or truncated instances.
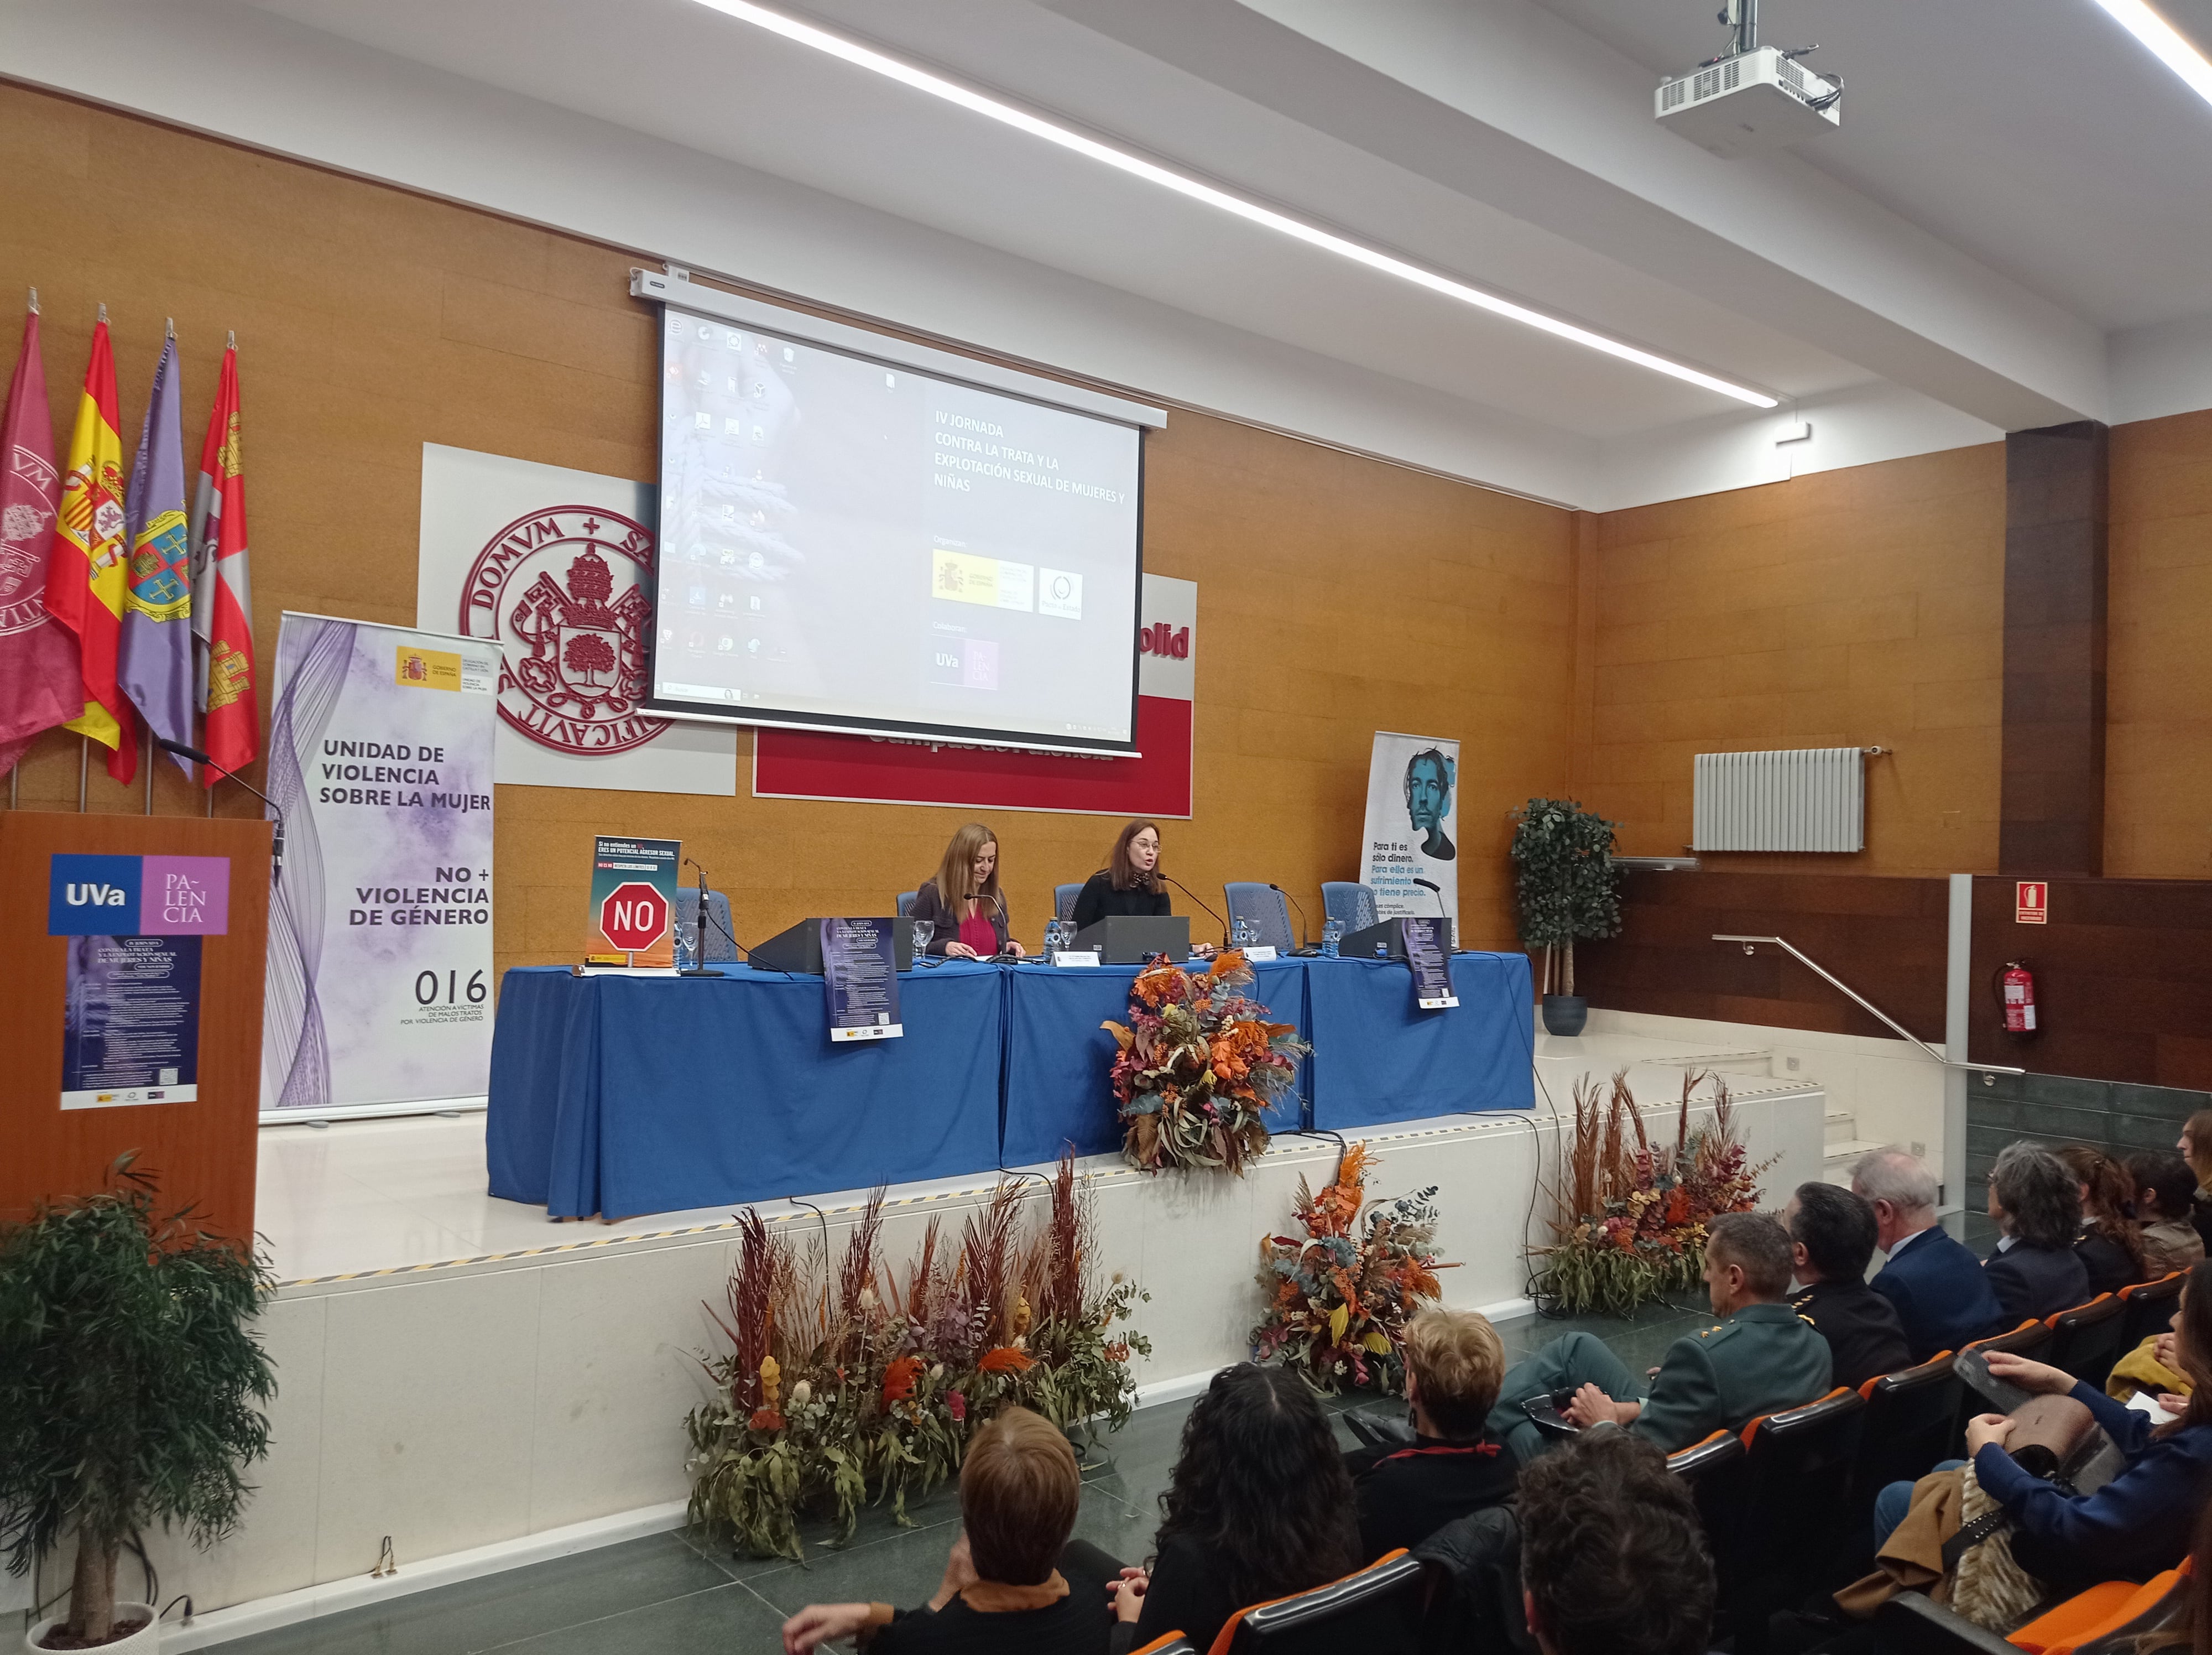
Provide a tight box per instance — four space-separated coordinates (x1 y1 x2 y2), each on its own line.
1692 747 1866 852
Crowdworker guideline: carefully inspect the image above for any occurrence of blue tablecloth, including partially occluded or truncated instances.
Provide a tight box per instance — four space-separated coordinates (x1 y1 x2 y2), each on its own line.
999 957 1313 1166
1305 951 1535 1128
488 950 1533 1219
488 961 1004 1219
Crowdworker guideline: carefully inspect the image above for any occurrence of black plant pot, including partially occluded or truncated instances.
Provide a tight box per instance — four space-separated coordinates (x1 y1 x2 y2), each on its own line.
1541 995 1588 1037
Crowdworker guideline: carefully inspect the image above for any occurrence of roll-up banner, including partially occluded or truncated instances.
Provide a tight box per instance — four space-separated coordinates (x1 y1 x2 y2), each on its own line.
1359 731 1460 942
261 611 500 1120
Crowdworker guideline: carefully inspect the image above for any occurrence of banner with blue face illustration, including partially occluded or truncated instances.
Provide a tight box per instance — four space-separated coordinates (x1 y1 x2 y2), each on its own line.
262 612 500 1117
1360 731 1460 940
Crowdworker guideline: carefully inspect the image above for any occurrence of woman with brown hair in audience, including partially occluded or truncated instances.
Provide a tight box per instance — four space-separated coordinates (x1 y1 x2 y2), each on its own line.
2059 1144 2148 1297
2179 1110 2212 1251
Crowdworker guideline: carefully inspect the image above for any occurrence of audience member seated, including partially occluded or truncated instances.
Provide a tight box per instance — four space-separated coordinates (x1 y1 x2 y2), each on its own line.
1874 1258 2212 1599
1488 1211 1831 1462
1081 1363 1360 1655
780 1406 1104 1654
1985 1142 2091 1323
1851 1146 2006 1361
1342 1306 1516 1560
2060 1143 2150 1296
1785 1182 1910 1388
1517 1427 1717 1655
2178 1109 2212 1252
2129 1149 2206 1278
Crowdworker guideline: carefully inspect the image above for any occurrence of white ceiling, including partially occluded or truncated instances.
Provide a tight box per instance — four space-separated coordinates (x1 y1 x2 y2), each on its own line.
11 0 2212 504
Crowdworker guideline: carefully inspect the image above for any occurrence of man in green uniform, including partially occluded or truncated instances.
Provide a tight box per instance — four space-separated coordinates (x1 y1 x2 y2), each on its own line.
1489 1211 1833 1464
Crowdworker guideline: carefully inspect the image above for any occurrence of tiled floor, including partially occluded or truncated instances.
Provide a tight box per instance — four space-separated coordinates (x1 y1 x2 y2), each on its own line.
212 1299 1718 1655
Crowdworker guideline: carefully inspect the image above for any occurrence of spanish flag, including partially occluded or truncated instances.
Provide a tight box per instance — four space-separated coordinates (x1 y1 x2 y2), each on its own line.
46 309 135 781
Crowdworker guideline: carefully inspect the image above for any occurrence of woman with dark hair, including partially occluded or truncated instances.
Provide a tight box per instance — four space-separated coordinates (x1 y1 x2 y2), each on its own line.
1985 1142 2090 1322
1097 1364 1360 1653
2179 1110 2212 1252
2130 1149 2207 1279
1955 1258 2212 1594
911 823 1023 960
2059 1143 2148 1296
1070 820 1173 930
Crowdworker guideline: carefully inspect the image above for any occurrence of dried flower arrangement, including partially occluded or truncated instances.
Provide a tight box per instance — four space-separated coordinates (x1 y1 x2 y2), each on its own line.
685 1154 1147 1560
1104 950 1309 1174
1530 1070 1774 1317
1252 1142 1455 1394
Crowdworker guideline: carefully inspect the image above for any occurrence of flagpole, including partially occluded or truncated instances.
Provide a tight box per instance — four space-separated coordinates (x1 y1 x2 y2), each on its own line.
143 728 153 813
77 737 86 811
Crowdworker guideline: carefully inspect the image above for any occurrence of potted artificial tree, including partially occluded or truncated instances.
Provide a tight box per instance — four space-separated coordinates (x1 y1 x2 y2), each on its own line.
1510 797 1624 1037
1 1159 276 1652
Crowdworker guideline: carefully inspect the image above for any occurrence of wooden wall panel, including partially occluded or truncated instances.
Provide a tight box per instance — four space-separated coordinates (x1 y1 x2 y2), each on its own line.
1570 447 2007 877
0 85 1576 978
1969 875 2212 1089
1571 868 1949 1042
2107 410 2212 879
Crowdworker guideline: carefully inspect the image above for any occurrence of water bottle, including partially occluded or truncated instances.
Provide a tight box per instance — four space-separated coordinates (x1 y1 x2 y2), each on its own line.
674 919 696 972
1320 917 1344 958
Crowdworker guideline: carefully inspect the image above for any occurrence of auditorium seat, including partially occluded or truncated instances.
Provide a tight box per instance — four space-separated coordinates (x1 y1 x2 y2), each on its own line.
2119 1270 2185 1347
2042 1293 2128 1388
672 887 740 963
1213 1550 1422 1653
1693 1388 1867 1655
1321 881 1379 934
895 889 917 918
1850 1353 1962 1550
1129 1637 1198 1655
1665 1428 1745 1482
1055 881 1082 922
2007 1568 2188 1654
1950 1319 2054 1449
1222 882 1296 954
1871 1592 2032 1653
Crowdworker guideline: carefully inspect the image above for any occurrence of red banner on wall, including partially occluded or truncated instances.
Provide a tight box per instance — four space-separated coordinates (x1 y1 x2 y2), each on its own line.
753 574 1194 817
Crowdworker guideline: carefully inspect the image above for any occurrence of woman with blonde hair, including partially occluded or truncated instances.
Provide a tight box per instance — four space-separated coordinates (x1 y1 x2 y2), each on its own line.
910 823 1023 961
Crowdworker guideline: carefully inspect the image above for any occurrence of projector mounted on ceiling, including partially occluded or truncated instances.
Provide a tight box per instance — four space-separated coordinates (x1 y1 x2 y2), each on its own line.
1656 0 1841 158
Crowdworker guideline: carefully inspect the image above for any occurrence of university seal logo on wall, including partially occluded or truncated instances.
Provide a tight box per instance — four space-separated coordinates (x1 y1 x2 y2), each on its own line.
460 505 670 756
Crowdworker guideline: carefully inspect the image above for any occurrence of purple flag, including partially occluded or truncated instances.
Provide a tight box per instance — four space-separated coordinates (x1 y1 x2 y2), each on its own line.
118 334 195 773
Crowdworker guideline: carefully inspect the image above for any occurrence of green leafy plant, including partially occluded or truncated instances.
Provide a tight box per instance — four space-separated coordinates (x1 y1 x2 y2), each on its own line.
1509 797 1624 996
0 1158 278 1646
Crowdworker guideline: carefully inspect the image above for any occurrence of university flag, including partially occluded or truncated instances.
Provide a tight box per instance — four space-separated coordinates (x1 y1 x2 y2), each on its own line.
118 333 195 773
47 311 135 782
189 342 256 780
0 301 84 772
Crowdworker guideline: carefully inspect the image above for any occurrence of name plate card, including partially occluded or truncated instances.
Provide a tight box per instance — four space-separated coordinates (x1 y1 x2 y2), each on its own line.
1049 950 1101 967
1243 944 1279 962
822 917 902 1042
1403 917 1458 1011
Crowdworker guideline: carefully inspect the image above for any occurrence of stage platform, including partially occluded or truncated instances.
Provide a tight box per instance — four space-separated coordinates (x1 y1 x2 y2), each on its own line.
142 1029 1824 1648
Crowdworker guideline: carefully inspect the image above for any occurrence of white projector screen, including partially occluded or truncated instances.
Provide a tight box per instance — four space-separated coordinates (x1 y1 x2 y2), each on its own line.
646 304 1145 753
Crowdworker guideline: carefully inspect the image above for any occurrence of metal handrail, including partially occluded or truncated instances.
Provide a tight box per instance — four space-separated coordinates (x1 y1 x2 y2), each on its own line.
1712 934 2023 1076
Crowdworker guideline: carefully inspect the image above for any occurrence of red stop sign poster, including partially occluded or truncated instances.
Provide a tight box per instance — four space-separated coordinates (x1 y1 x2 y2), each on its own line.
589 837 680 965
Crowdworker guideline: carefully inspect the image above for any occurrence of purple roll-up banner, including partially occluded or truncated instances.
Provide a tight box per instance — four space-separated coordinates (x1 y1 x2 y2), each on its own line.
261 611 500 1117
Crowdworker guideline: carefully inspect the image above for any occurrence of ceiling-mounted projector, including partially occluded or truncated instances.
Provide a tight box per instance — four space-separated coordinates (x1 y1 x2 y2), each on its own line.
1656 0 1840 157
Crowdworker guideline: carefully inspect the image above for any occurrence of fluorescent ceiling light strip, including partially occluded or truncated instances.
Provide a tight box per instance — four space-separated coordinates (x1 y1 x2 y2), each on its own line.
687 0 1780 409
2086 0 2212 105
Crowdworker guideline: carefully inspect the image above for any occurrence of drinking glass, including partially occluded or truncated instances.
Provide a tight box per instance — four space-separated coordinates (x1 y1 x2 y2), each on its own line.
910 919 934 962
674 918 697 971
1044 919 1071 956
1230 916 1258 950
1320 917 1345 958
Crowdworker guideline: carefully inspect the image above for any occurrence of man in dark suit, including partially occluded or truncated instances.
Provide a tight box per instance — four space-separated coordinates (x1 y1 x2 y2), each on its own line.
1853 1147 2007 1361
1489 1212 1833 1463
1785 1182 1910 1388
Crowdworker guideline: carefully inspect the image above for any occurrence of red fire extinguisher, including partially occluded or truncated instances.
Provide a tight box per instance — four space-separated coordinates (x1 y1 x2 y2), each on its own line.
1997 960 2038 1034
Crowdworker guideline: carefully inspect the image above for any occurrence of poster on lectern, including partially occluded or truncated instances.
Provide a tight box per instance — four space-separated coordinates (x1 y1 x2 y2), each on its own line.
260 611 500 1118
1359 731 1460 942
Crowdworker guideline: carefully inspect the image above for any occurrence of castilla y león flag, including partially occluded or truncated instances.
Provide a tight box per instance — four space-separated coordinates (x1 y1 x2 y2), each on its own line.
119 334 195 773
0 303 84 772
48 312 135 782
190 342 256 780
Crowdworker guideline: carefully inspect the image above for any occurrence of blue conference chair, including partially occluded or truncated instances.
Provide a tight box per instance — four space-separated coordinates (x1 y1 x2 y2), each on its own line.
673 886 740 964
1223 882 1296 954
895 890 919 918
1321 881 1379 933
1054 882 1083 922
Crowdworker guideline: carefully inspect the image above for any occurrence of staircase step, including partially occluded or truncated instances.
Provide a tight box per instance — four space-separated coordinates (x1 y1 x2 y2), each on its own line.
1824 1112 1857 1146
1823 1138 1886 1166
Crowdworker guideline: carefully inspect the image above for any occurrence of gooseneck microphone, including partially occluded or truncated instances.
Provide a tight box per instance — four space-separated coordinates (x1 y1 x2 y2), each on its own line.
1267 882 1311 953
1159 872 1229 946
156 736 283 883
681 856 734 976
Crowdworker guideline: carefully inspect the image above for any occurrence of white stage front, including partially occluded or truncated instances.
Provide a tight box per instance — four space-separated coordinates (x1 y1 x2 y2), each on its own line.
132 1028 1827 1648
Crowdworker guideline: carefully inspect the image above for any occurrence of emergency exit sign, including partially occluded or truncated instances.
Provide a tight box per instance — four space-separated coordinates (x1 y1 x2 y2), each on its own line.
2016 881 2048 924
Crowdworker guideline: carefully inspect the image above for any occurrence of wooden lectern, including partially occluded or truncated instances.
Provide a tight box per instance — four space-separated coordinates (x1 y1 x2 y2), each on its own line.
0 810 271 1245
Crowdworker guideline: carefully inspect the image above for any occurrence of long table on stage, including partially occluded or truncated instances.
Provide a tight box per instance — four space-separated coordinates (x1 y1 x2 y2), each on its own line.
488 951 1533 1220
